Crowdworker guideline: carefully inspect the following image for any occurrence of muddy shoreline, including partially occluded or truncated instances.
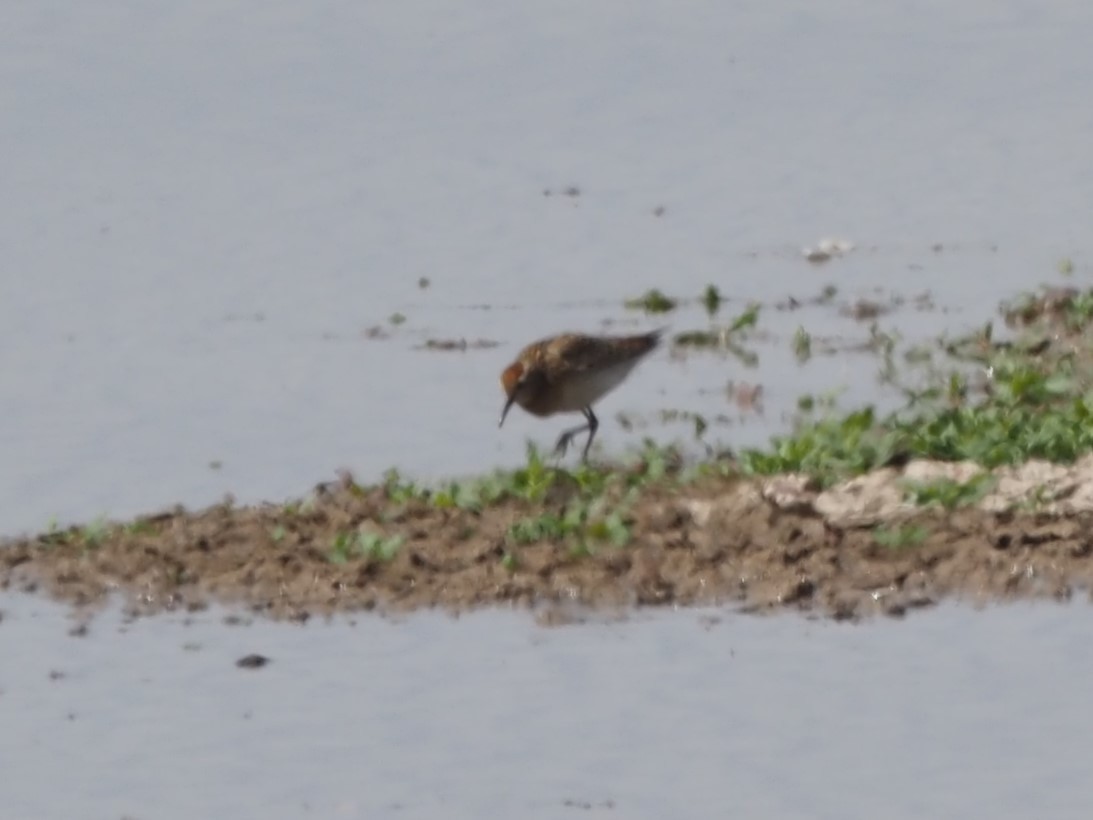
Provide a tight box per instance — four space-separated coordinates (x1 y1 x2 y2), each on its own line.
4 457 1093 624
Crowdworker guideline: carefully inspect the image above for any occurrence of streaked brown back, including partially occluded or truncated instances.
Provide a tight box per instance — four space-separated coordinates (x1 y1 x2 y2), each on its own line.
529 328 663 382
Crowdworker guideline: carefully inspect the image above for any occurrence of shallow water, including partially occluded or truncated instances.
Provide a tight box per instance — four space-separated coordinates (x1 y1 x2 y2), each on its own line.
1 595 1089 819
1 0 1090 533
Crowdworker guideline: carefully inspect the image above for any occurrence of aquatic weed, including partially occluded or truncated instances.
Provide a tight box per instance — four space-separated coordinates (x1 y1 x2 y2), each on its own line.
793 326 812 362
702 284 722 315
625 289 678 314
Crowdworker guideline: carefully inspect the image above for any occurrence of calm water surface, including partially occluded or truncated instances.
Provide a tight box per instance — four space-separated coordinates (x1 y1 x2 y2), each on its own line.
2 0 1091 532
1 596 1090 819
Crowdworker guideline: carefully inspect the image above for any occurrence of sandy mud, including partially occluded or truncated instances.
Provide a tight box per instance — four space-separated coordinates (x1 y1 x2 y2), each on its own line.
4 455 1093 624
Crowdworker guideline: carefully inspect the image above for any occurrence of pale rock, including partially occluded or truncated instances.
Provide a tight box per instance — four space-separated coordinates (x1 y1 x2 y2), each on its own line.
815 468 911 528
761 473 817 512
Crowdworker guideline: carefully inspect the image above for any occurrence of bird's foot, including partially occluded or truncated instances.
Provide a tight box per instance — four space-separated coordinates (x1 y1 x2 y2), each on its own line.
553 431 575 458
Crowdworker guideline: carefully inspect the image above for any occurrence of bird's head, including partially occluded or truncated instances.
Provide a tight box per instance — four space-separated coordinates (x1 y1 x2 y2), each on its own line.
498 361 545 427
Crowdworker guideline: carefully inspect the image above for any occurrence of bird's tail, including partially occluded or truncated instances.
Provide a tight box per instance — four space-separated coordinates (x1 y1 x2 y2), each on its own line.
618 326 667 358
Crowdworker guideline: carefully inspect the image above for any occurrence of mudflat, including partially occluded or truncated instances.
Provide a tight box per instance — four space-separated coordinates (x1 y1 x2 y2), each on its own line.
3 456 1092 624
6 284 1093 624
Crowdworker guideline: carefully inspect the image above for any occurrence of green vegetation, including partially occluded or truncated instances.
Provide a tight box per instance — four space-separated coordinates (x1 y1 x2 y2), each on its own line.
40 516 112 549
729 303 760 333
740 286 1093 486
124 518 158 536
902 474 996 510
626 284 735 316
29 282 1093 571
872 523 929 550
507 498 631 548
292 443 684 561
793 326 812 362
625 289 678 313
674 330 719 348
702 284 722 315
672 303 761 371
329 530 404 564
499 444 661 551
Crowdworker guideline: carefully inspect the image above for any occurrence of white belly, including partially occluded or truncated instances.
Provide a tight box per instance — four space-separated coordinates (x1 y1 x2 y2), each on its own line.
555 360 640 412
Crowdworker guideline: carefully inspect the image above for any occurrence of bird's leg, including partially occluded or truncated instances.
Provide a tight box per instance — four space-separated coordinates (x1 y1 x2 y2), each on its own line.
553 423 587 458
580 407 599 462
553 407 598 460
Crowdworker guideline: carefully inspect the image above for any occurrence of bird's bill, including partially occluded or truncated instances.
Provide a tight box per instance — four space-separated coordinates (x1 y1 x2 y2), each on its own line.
499 394 516 428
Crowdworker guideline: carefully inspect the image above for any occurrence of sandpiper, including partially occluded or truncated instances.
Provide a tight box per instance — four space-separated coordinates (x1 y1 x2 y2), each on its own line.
498 328 663 460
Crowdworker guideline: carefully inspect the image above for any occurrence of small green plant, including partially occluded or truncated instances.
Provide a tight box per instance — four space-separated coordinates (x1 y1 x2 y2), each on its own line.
702 284 722 315
329 530 404 563
585 509 631 546
388 312 407 325
359 532 404 560
504 459 640 550
1013 483 1056 512
80 517 110 547
383 469 427 503
902 474 995 510
625 289 678 314
124 519 157 536
674 330 719 348
507 511 568 544
505 443 557 502
569 459 609 496
945 372 968 406
693 413 708 440
1065 290 1093 327
629 438 678 485
40 518 72 547
740 407 905 487
729 303 760 334
873 523 929 550
793 326 812 362
432 480 479 511
329 532 355 563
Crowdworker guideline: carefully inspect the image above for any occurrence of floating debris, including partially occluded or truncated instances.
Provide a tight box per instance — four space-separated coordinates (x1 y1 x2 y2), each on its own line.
803 237 856 263
841 299 891 321
418 338 500 351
